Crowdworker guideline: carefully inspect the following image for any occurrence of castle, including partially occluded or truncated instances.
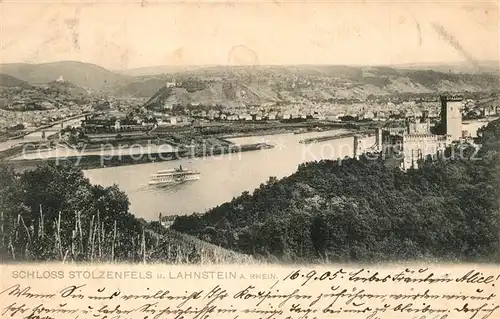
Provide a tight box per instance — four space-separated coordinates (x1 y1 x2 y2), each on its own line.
362 96 463 170
439 95 462 141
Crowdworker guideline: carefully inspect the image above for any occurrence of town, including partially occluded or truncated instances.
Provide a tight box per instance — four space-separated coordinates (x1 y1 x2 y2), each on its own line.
1 1 500 276
1 68 499 174
2 68 500 142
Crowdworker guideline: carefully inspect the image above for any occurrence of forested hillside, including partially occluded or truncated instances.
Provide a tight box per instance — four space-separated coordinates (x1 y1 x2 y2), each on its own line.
0 73 33 89
3 121 500 264
0 61 127 91
0 163 254 263
173 121 500 263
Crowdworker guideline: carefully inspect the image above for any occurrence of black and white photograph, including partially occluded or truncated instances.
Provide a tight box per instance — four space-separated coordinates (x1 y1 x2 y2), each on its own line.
0 0 499 267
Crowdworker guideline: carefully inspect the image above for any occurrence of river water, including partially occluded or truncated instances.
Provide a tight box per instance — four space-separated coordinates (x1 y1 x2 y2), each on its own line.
84 129 368 220
1 121 487 221
83 121 487 220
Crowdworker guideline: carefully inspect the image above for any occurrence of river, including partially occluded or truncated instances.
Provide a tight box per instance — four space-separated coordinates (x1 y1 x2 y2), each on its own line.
82 121 488 220
84 129 368 220
2 120 488 221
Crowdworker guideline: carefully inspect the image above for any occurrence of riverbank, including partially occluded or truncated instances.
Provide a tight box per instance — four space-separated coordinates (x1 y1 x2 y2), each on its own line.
299 129 374 144
0 140 56 160
6 112 91 140
0 113 90 152
83 130 376 219
217 121 362 139
219 128 294 139
462 116 499 124
6 142 275 171
0 119 358 160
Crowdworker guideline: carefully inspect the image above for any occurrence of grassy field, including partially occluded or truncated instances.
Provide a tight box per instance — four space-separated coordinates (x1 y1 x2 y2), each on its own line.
0 208 256 264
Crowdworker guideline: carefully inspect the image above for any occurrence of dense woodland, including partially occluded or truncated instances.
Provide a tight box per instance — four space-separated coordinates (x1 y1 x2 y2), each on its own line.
2 120 500 263
0 162 147 261
0 162 253 263
173 120 500 263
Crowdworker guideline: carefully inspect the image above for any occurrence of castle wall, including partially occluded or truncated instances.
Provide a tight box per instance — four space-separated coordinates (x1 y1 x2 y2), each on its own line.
379 105 456 170
381 133 404 158
401 134 448 170
407 119 431 134
380 126 450 170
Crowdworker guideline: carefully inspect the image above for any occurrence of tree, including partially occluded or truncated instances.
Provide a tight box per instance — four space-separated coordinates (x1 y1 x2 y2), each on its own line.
173 119 500 262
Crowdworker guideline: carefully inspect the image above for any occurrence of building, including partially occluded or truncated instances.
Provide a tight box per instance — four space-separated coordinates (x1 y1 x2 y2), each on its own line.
407 111 431 134
114 120 121 131
440 95 462 141
158 213 176 228
375 96 460 170
378 119 448 170
481 105 497 117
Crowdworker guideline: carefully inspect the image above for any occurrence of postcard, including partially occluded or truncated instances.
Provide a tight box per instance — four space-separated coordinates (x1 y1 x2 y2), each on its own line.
0 1 499 318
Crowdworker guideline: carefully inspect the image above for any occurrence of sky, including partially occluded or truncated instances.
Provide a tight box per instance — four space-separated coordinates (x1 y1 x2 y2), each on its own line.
0 0 498 70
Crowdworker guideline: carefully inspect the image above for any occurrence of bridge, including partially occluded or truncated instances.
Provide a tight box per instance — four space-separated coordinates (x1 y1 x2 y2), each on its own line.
15 114 88 141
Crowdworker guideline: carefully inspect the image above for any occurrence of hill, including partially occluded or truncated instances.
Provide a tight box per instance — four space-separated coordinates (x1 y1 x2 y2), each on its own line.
0 73 33 89
144 86 173 108
391 60 500 74
143 79 280 109
3 61 498 103
113 76 170 98
0 74 94 111
149 227 256 264
116 65 206 77
116 60 500 77
0 162 255 263
41 80 89 96
129 65 500 108
0 61 129 91
172 120 500 263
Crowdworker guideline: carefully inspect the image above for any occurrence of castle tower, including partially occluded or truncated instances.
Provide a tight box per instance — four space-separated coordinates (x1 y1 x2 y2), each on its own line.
422 110 429 121
440 96 462 141
375 127 382 152
353 136 363 159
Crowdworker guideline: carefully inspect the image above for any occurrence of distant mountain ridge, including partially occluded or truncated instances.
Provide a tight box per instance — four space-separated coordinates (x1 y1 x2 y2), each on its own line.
0 61 129 91
387 60 500 74
115 65 211 77
113 76 168 98
0 72 88 96
0 72 95 111
1 61 499 105
116 60 500 76
138 66 500 108
0 73 33 89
